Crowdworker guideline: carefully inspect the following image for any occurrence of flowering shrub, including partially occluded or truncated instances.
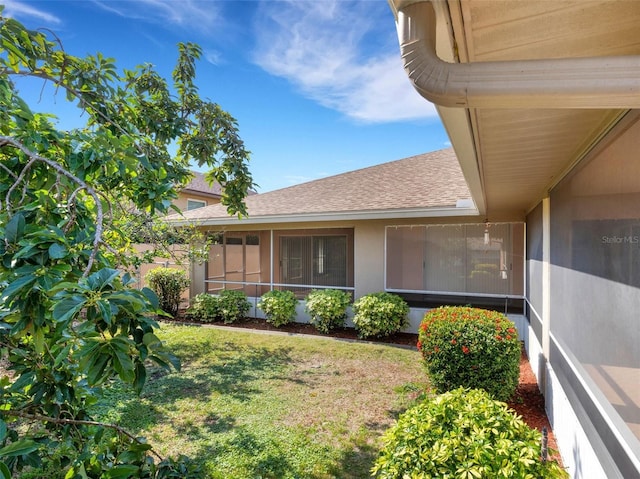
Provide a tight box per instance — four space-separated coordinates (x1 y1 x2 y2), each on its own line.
258 289 298 327
146 267 190 316
372 388 568 479
418 306 520 401
352 292 408 338
186 290 251 324
304 289 351 333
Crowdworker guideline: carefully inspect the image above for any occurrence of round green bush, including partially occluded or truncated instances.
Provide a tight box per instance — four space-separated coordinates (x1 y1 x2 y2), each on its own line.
217 289 251 323
352 292 408 338
373 387 568 479
418 306 521 401
185 290 250 324
258 289 298 327
185 293 219 322
304 289 351 334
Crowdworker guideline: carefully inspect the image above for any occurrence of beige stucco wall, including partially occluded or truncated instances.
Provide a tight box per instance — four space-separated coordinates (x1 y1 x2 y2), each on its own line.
172 191 220 212
353 222 386 298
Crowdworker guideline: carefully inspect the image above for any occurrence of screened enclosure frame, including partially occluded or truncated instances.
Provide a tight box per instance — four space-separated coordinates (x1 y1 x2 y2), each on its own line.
384 223 526 302
204 228 355 298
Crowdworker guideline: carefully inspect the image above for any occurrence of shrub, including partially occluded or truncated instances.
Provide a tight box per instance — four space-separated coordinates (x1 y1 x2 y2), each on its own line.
146 267 190 316
418 306 521 401
217 290 251 323
304 289 351 334
258 290 298 327
185 290 250 324
372 388 568 479
352 292 408 338
185 293 219 322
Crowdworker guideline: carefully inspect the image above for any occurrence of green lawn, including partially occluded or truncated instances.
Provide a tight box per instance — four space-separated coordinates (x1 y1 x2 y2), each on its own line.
93 323 427 478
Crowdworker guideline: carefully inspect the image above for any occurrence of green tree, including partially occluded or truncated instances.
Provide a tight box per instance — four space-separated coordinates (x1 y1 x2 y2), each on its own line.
0 7 252 477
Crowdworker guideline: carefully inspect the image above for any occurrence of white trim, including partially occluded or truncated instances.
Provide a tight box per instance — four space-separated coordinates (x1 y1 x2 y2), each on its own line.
167 205 480 227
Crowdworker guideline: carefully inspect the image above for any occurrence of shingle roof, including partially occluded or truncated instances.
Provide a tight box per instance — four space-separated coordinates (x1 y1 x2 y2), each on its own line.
181 171 223 197
167 148 474 224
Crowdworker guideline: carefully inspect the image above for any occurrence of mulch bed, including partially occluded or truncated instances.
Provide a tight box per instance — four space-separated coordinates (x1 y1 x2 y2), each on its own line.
165 314 562 466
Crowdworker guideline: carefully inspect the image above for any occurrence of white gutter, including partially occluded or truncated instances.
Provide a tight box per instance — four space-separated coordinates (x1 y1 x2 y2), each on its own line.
397 0 640 109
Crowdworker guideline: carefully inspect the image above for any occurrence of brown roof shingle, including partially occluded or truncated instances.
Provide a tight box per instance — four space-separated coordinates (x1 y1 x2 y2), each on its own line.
181 171 223 197
168 148 473 224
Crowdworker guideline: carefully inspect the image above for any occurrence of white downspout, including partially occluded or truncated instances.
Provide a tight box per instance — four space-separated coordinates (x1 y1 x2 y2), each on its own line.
397 1 640 109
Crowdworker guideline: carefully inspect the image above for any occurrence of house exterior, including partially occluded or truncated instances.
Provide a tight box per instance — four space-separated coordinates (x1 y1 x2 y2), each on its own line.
174 171 223 211
166 148 525 330
386 0 640 477
134 172 223 300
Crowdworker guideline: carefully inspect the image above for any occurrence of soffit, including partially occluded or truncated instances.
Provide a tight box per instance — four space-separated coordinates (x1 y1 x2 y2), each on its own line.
446 0 640 217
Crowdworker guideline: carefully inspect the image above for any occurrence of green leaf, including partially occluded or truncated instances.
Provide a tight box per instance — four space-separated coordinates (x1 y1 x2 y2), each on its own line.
52 294 87 323
86 353 111 385
140 287 159 309
104 464 139 478
87 268 120 291
1 273 37 302
112 349 135 383
0 439 39 457
0 420 7 443
0 461 10 479
48 243 68 259
96 299 114 324
33 325 44 354
54 343 72 367
4 213 25 243
133 361 146 395
10 370 35 393
142 332 161 347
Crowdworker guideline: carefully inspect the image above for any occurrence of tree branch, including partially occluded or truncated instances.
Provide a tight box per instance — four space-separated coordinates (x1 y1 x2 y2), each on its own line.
0 136 103 277
1 409 165 462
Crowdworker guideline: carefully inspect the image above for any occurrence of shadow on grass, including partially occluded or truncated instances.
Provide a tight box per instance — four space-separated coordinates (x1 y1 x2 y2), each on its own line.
94 340 294 450
144 340 294 403
326 432 380 479
94 327 412 478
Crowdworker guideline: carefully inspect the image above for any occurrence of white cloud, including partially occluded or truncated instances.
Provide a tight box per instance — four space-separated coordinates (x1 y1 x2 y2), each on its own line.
252 0 437 123
3 1 62 24
204 49 223 66
92 0 223 34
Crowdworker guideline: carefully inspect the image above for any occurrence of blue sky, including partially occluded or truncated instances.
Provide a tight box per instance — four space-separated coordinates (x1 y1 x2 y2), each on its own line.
4 0 449 193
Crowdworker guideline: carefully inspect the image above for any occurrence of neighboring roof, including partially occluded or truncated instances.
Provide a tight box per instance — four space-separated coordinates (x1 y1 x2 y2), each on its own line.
166 148 476 226
180 171 223 198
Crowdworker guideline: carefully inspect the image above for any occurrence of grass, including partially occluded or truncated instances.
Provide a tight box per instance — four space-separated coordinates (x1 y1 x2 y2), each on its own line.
92 323 427 478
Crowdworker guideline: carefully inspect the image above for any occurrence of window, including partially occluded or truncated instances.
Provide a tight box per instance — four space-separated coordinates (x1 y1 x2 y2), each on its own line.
186 199 207 210
280 235 347 289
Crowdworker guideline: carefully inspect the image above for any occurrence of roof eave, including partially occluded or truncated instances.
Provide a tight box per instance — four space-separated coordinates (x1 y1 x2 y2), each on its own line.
180 189 222 199
167 205 480 227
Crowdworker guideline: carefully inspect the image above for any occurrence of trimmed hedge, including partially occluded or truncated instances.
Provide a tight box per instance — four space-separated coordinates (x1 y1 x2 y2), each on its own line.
352 292 408 339
304 289 351 334
373 387 568 478
418 306 521 401
258 289 298 327
185 290 251 324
